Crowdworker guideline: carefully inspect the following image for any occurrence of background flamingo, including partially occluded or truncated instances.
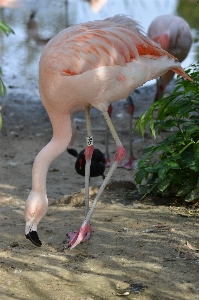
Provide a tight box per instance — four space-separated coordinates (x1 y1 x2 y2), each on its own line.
84 0 108 13
27 11 52 46
147 15 192 101
0 0 19 8
24 16 192 249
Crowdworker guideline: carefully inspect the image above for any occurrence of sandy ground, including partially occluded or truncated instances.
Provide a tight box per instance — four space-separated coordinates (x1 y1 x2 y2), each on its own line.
0 84 199 300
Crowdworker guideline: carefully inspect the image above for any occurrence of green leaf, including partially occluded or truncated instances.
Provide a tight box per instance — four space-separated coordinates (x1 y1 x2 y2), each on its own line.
133 62 199 202
194 142 199 160
185 188 199 202
178 141 195 155
0 77 7 96
135 169 148 184
157 178 171 192
177 185 192 197
158 165 169 179
0 113 2 131
183 124 199 136
134 101 159 139
167 160 180 168
181 147 199 172
0 20 14 36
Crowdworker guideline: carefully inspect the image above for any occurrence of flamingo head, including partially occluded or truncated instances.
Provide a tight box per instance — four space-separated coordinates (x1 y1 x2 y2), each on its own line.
25 191 48 247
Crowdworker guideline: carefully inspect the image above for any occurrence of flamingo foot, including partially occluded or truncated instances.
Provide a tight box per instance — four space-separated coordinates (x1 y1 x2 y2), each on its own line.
64 222 92 249
105 157 111 167
119 155 135 170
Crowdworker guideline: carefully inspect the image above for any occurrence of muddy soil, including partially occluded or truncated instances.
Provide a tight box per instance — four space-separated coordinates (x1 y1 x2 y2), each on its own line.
0 84 199 300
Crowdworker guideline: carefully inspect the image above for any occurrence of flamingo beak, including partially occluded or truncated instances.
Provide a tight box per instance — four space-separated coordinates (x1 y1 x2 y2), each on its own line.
26 231 42 247
25 217 42 247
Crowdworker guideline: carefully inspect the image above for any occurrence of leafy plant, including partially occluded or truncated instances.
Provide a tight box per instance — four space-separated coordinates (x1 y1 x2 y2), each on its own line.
0 67 6 97
0 20 14 96
0 20 14 129
0 20 14 36
134 63 199 202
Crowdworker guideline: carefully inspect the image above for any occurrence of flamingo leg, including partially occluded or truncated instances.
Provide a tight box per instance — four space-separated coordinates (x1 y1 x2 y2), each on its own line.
67 110 126 249
84 106 94 216
105 104 113 167
154 76 164 102
65 106 93 248
120 95 135 170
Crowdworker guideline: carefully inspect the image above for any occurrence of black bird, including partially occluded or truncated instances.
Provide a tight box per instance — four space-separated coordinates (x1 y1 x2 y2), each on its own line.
67 148 105 179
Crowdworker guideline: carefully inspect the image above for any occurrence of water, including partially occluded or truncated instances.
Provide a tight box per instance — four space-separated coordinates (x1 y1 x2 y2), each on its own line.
0 0 198 95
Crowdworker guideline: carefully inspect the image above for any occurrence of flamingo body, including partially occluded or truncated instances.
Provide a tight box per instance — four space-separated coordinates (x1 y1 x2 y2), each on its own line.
148 15 192 60
84 0 108 13
25 17 192 249
147 15 192 100
40 21 189 111
0 0 19 8
27 12 51 46
105 14 144 33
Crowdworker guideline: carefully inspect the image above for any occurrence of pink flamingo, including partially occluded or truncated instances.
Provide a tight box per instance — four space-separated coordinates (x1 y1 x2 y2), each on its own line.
25 16 192 249
147 15 192 101
26 12 79 149
0 0 19 8
84 0 108 13
27 11 52 46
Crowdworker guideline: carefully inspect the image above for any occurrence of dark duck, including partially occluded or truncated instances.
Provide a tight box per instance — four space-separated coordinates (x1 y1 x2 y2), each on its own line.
67 148 105 179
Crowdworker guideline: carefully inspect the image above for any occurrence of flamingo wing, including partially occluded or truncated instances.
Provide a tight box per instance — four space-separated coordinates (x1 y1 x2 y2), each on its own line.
43 20 191 82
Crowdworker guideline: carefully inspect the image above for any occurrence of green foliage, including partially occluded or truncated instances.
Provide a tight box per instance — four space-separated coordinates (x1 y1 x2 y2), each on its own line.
0 20 14 97
176 1 199 63
134 63 199 202
0 20 14 130
177 0 199 30
0 67 6 97
0 20 14 36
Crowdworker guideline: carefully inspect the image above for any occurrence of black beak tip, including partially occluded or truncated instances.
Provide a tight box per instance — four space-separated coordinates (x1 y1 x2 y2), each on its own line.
26 231 42 247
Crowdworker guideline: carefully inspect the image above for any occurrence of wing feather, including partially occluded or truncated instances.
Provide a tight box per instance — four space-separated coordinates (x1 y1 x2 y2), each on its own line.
43 19 179 76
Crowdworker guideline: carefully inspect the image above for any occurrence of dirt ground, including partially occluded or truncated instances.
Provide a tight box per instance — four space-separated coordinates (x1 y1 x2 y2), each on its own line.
0 84 199 300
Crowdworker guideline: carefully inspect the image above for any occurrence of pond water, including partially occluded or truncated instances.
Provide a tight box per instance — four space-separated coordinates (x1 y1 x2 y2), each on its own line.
0 0 198 96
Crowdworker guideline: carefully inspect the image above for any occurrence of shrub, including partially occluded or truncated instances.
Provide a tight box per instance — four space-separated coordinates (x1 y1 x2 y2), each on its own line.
0 20 14 129
134 63 199 202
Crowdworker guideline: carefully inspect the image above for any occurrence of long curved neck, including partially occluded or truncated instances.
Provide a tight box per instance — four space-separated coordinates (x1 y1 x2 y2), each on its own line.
31 114 72 194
